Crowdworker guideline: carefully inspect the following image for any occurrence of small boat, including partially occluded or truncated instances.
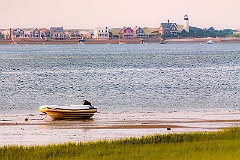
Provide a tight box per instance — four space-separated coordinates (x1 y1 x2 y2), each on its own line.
39 104 97 119
207 40 214 44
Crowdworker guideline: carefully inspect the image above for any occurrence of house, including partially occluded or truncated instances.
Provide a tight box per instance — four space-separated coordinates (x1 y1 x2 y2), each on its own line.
12 28 25 38
69 32 82 40
64 30 83 40
9 28 42 40
120 27 134 38
87 32 94 39
93 27 109 39
39 28 50 38
1 29 11 39
77 30 93 39
31 28 41 38
24 28 41 38
159 20 178 36
133 26 147 38
50 26 65 39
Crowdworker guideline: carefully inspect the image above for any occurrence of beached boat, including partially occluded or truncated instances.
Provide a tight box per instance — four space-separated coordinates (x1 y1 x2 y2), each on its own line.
207 40 214 44
39 105 97 119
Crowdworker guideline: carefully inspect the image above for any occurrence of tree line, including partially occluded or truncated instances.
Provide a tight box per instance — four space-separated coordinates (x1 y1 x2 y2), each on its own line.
163 26 237 38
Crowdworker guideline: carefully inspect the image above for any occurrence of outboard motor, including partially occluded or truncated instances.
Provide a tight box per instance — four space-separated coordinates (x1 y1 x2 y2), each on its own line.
81 100 92 106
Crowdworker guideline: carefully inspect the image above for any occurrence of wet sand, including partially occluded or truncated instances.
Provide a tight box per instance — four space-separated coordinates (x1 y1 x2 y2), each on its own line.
1 110 240 146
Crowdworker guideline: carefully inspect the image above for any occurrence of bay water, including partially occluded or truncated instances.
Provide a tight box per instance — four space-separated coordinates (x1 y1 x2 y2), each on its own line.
0 43 239 115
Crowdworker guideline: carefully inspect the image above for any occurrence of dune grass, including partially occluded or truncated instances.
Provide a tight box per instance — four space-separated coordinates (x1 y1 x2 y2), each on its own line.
1 128 240 160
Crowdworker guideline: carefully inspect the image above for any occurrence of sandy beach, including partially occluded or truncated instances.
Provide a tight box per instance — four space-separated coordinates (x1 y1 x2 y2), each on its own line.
1 110 239 146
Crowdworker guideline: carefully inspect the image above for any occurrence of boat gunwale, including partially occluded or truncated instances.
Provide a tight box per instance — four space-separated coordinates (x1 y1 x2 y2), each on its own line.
45 108 97 113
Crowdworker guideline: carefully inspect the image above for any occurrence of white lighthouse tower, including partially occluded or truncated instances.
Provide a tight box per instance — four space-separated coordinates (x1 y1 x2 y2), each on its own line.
183 15 189 33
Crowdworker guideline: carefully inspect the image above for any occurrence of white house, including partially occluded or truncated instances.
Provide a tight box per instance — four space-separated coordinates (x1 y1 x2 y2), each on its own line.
93 27 109 39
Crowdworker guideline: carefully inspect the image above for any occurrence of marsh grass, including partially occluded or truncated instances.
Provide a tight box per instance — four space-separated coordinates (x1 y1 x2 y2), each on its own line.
1 128 240 160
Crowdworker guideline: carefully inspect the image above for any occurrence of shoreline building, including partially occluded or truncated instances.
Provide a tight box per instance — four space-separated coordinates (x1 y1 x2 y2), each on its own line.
93 27 109 40
1 29 11 39
119 27 134 38
133 26 147 38
183 15 189 33
159 20 178 36
50 27 65 40
12 28 25 38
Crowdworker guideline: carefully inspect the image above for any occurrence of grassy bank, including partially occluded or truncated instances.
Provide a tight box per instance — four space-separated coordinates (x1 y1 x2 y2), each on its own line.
1 128 240 160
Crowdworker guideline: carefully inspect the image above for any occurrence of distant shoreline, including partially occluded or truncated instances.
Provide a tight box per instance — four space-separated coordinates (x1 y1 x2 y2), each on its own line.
0 37 240 45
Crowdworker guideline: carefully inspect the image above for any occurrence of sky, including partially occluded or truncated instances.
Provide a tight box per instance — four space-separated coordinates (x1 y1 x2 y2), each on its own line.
0 0 239 30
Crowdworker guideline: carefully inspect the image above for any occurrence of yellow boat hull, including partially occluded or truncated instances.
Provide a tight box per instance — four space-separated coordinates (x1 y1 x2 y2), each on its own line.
39 105 97 119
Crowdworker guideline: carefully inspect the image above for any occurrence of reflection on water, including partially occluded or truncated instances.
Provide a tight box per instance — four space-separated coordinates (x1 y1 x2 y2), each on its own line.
0 44 239 115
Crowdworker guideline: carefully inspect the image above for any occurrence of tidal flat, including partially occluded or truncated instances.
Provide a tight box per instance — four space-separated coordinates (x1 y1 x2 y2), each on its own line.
1 110 240 146
1 127 240 160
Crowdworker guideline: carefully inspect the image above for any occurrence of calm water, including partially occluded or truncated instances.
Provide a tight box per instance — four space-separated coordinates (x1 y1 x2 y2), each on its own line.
0 44 239 115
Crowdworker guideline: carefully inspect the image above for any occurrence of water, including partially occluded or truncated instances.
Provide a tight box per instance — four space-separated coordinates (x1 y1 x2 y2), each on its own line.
0 43 239 115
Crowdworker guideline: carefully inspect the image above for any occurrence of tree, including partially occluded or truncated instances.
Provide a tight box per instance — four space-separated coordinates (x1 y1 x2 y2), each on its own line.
109 31 113 39
208 27 215 31
178 29 189 37
0 32 3 38
181 29 188 34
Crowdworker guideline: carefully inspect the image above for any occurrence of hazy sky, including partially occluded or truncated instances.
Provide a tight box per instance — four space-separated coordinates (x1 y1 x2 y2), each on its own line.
0 0 239 29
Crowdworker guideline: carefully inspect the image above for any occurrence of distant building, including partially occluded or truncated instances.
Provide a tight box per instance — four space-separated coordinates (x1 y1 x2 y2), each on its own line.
70 32 82 40
23 28 41 38
87 32 94 39
12 28 25 38
132 26 147 38
159 20 178 36
120 27 134 38
183 15 189 33
32 28 41 38
39 28 50 38
64 30 83 40
1 29 11 39
93 27 109 39
78 30 93 39
1 28 42 40
8 28 42 41
50 27 65 39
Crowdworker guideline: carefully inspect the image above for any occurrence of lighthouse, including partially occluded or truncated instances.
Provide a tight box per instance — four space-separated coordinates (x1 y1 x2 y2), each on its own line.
183 15 189 33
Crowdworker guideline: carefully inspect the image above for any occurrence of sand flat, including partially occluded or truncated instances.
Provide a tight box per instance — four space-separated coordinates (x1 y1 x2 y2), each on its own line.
1 110 240 146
